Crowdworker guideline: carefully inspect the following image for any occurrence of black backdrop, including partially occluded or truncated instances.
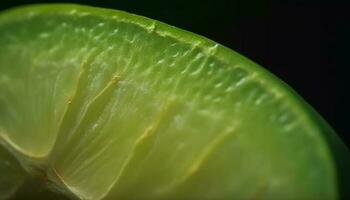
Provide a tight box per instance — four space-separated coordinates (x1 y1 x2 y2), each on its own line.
0 0 348 147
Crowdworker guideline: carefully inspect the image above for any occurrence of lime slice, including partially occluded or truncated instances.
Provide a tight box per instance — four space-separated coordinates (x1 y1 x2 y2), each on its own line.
0 4 349 200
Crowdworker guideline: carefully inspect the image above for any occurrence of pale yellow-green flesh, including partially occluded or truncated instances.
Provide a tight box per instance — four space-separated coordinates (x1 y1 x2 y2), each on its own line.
0 4 339 200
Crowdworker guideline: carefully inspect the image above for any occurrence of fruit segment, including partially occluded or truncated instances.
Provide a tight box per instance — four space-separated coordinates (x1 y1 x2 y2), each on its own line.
0 145 27 200
0 14 84 157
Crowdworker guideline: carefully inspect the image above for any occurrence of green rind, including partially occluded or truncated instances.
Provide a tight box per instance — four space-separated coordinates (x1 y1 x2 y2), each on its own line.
0 3 348 200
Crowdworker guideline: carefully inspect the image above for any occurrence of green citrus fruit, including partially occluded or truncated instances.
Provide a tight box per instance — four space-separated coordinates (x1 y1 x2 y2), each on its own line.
0 4 349 200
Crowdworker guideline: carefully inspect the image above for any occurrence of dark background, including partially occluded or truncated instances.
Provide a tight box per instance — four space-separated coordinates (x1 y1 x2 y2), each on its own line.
0 0 348 147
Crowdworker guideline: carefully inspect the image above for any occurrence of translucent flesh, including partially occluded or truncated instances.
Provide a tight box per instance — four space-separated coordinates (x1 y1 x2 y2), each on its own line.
0 4 348 200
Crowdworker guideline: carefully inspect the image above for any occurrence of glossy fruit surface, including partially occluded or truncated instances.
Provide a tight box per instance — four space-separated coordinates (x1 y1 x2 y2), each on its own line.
0 4 349 200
